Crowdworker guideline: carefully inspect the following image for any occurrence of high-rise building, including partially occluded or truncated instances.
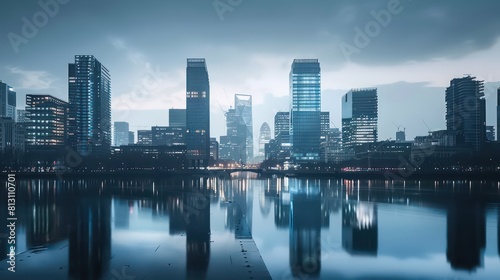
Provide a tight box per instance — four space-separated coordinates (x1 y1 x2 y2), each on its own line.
186 58 210 168
486 126 495 142
0 81 16 119
0 117 25 153
209 137 218 161
320 112 330 143
17 109 27 123
342 88 378 149
396 129 406 142
152 126 185 146
289 59 321 161
445 76 486 151
137 130 152 146
169 108 186 128
258 122 271 157
128 131 135 145
274 112 290 139
220 108 247 162
25 95 69 148
497 87 500 142
68 55 111 155
235 94 253 160
113 122 129 147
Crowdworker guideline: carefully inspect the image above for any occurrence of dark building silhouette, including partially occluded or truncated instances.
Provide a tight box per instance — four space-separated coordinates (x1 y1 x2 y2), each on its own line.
497 88 500 142
128 131 134 144
186 58 210 168
68 188 112 280
68 55 111 155
113 121 129 146
342 201 378 256
169 108 186 128
342 88 378 149
289 180 322 278
152 126 185 146
445 76 486 152
446 198 485 271
290 59 321 162
235 94 254 160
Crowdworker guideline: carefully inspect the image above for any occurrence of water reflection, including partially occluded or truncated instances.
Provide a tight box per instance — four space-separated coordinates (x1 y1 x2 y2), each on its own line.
1 177 500 279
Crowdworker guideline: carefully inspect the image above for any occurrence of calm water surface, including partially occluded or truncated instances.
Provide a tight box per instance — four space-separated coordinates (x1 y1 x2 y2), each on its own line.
1 175 500 279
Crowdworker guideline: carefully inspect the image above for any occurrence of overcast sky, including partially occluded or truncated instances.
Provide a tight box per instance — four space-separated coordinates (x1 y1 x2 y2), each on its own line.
1 0 500 145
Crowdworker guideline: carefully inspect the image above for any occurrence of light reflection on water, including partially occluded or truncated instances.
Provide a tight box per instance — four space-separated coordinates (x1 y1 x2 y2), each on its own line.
0 176 499 279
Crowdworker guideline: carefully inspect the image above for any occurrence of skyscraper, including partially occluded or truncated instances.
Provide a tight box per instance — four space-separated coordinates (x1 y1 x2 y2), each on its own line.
274 112 290 139
169 108 186 128
137 130 152 146
0 81 16 119
68 55 111 155
235 94 253 160
113 122 129 146
445 76 485 151
342 88 378 149
25 95 69 149
128 131 135 145
220 108 246 162
258 122 271 157
486 126 495 142
186 58 210 168
289 59 321 161
320 112 330 143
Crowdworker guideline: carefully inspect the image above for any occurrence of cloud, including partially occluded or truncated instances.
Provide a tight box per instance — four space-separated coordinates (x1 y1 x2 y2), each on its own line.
8 67 54 90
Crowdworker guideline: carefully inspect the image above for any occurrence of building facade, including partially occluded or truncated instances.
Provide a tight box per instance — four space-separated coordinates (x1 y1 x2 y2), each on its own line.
235 94 253 160
342 88 378 149
445 76 486 151
137 130 152 146
25 95 69 149
152 126 185 146
258 122 271 157
289 59 321 161
169 108 186 128
0 81 16 119
186 58 210 168
68 55 111 155
114 122 129 146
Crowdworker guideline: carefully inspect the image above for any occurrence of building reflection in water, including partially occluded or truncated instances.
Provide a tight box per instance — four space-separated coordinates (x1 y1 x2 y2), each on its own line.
446 196 485 271
0 183 7 261
342 200 378 256
274 178 290 228
498 207 500 259
68 182 112 280
185 178 211 280
289 179 322 278
219 177 254 239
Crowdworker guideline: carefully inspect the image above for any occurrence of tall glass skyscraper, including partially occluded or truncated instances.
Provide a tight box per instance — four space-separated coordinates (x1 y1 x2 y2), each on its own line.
0 81 16 119
68 55 111 155
445 76 486 151
186 58 210 168
235 94 253 160
113 121 129 147
289 59 321 161
342 88 378 149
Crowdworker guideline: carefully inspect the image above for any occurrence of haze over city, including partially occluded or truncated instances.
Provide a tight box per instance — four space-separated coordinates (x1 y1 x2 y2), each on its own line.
2 0 500 146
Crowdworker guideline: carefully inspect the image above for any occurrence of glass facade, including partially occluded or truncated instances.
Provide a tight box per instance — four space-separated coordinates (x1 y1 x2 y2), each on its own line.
342 88 378 149
113 121 129 146
68 55 111 155
235 94 253 160
26 95 69 147
169 108 186 128
445 76 485 152
0 81 16 119
289 59 321 161
186 58 210 167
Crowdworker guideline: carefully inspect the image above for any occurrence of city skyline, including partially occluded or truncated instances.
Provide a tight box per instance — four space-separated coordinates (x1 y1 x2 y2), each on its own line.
2 1 500 144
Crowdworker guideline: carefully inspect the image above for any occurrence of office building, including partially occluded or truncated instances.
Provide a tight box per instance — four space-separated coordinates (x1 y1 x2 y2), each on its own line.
137 130 152 146
220 108 247 162
210 137 218 161
274 112 290 139
169 108 186 128
396 129 406 142
17 109 28 123
128 131 135 145
320 112 330 143
258 122 271 157
25 94 69 148
445 76 485 152
0 81 16 119
289 59 321 161
68 55 111 155
235 94 253 160
0 117 25 153
186 58 210 168
342 88 378 149
114 122 129 146
152 126 185 146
